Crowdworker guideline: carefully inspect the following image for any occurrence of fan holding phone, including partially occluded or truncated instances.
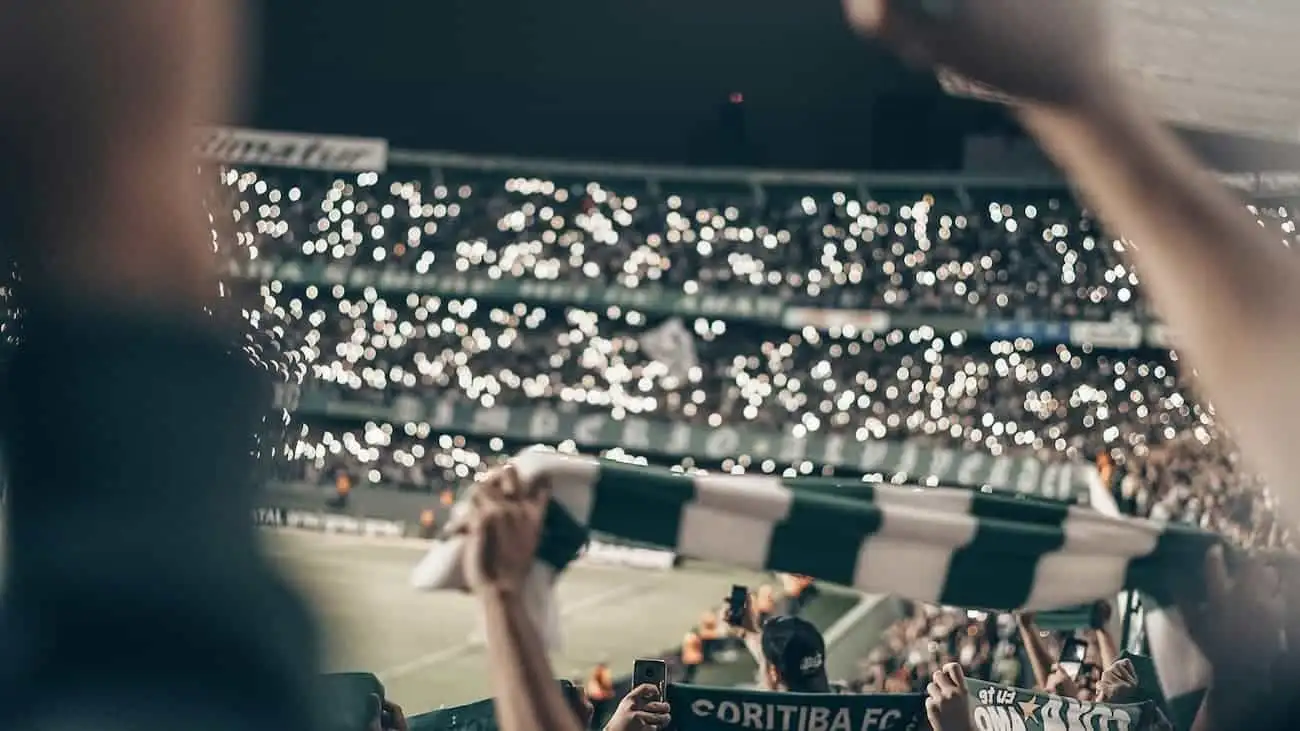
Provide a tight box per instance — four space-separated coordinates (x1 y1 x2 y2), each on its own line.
1042 635 1101 701
1056 636 1089 684
607 662 673 731
722 585 833 693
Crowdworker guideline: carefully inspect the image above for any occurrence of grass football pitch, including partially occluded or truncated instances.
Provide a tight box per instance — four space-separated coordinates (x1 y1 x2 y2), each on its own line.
268 531 779 714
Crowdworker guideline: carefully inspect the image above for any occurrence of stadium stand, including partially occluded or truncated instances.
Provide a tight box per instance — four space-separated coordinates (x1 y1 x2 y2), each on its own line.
209 155 1288 543
203 135 1292 724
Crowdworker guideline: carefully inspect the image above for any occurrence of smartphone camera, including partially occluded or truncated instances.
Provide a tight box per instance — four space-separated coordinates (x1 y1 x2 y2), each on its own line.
633 658 668 698
1058 636 1088 680
725 585 748 626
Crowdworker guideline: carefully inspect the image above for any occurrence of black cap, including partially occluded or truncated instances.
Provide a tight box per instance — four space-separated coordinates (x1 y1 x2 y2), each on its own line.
760 616 829 693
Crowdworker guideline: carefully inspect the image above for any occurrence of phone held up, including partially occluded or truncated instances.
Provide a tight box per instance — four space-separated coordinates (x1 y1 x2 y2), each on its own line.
725 584 749 627
1057 635 1088 680
632 658 668 700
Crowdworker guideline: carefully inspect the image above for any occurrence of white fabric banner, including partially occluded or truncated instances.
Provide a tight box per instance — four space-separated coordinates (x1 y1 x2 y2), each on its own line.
196 126 388 172
639 317 699 380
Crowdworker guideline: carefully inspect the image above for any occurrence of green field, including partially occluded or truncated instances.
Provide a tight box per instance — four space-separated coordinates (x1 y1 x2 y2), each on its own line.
267 531 776 713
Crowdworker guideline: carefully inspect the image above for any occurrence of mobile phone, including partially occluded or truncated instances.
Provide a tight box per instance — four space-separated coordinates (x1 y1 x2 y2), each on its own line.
633 658 668 698
725 584 748 626
1057 636 1088 680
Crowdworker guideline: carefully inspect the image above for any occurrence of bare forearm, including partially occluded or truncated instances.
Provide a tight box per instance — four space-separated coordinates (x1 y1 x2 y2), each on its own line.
1017 95 1300 522
481 591 581 731
1094 629 1117 670
1016 619 1051 688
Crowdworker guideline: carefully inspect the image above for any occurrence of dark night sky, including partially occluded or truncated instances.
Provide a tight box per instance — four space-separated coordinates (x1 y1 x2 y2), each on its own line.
247 0 1300 172
248 0 1015 170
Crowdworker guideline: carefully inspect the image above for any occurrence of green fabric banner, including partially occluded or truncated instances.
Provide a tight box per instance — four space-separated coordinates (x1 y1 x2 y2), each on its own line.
407 686 924 731
408 697 496 731
299 390 1093 501
964 678 1153 731
227 258 1171 345
228 259 798 324
667 685 924 731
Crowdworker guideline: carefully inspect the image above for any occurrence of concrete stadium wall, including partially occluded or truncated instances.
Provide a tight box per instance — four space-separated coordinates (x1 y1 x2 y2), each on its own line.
824 595 908 685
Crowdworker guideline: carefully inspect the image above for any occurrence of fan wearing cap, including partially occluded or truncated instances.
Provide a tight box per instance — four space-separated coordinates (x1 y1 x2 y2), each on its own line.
759 616 832 693
724 591 834 693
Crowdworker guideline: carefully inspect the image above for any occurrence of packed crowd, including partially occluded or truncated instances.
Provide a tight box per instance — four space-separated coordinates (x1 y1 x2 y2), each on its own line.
211 161 1296 731
853 601 1123 699
231 158 1289 723
225 162 1294 729
211 166 1157 321
282 293 1198 461
216 164 1292 550
1113 435 1285 549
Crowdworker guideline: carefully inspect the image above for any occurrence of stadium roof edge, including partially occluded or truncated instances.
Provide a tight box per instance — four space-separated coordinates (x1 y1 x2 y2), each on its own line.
387 147 1300 197
387 148 1071 190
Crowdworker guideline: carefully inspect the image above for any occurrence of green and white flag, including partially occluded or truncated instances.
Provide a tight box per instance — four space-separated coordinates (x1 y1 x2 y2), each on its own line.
412 449 1218 725
408 696 496 731
407 686 923 731
964 678 1153 731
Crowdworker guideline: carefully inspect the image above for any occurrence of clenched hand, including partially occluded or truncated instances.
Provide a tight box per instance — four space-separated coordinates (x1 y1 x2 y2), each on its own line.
841 0 1111 109
1096 659 1138 704
605 684 672 731
460 464 549 596
925 663 974 731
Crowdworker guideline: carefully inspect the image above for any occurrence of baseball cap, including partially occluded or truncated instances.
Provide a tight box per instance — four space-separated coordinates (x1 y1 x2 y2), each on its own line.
760 615 830 693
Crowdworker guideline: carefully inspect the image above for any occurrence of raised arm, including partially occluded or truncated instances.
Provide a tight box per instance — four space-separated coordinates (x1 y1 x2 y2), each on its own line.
465 467 582 731
1016 94 1300 516
842 0 1300 525
1014 613 1052 690
1090 601 1119 672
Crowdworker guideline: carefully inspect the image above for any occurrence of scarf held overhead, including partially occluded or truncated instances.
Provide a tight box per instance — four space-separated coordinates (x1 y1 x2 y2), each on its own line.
410 449 1218 725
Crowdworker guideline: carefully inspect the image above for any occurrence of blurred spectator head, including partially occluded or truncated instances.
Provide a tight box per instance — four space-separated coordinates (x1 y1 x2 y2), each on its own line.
559 679 594 728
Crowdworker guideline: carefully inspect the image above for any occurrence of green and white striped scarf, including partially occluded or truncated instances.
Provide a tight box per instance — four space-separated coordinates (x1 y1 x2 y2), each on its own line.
411 449 1218 721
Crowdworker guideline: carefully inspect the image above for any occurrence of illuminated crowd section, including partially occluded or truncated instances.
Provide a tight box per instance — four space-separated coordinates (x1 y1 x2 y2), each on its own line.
207 162 1293 549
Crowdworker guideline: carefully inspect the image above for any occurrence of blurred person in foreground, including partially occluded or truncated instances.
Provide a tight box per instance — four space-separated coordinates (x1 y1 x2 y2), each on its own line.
0 1 323 731
366 697 408 731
